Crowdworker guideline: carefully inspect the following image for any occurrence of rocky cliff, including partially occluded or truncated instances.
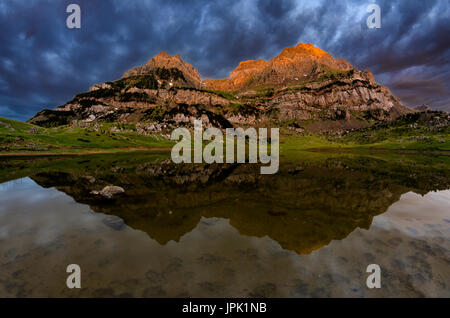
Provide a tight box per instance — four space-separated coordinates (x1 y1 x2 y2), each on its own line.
28 43 413 133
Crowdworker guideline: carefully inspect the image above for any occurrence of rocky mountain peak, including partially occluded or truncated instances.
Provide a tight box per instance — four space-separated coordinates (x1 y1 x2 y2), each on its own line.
153 51 171 58
278 42 329 59
124 51 202 88
205 42 354 90
147 51 182 66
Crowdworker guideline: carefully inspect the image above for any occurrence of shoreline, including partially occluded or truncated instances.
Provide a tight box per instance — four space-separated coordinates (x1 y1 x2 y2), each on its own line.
0 147 172 158
1 146 448 158
307 148 450 155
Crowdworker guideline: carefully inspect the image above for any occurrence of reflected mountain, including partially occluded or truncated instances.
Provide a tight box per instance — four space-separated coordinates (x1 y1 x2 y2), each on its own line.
2 153 449 254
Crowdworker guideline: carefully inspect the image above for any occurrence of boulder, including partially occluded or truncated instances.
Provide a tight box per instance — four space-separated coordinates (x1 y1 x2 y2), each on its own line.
91 185 125 199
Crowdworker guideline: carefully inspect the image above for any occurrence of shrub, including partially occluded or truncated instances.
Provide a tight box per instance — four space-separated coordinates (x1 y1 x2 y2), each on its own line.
76 89 115 99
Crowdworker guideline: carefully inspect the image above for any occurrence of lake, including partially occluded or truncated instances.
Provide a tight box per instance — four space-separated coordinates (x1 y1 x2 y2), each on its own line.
0 152 449 297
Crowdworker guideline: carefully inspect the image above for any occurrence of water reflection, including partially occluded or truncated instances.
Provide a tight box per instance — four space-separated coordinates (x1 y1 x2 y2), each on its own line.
0 153 449 297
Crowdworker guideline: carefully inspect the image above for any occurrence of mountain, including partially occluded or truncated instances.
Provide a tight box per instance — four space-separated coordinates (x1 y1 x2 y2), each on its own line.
28 43 414 133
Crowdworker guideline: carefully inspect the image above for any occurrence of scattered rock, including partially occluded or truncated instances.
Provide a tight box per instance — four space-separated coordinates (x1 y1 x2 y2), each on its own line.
0 122 15 131
84 175 96 183
27 127 39 134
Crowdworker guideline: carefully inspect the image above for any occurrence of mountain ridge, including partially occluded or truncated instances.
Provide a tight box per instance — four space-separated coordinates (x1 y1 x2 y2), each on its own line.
28 42 414 133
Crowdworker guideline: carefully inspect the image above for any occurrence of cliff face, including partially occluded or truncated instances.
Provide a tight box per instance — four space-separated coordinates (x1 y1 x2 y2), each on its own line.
28 43 413 132
268 70 406 121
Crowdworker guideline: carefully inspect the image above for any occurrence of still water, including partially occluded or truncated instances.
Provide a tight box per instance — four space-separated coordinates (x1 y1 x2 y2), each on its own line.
0 153 449 297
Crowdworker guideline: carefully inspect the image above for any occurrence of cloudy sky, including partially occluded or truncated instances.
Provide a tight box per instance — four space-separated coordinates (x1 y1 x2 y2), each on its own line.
0 0 449 121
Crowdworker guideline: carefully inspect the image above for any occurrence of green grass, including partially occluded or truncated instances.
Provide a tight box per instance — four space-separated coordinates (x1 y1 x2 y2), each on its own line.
0 117 174 154
242 87 275 99
280 132 342 151
286 132 450 152
279 120 450 153
1 114 449 156
326 113 450 152
201 89 238 101
316 68 355 83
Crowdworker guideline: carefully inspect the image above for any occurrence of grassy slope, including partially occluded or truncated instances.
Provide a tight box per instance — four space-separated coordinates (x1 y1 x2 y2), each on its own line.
1 116 449 155
326 115 450 152
280 129 450 152
0 117 173 154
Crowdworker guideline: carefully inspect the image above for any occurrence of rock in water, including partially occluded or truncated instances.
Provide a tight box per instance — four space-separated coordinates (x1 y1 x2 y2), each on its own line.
91 185 125 199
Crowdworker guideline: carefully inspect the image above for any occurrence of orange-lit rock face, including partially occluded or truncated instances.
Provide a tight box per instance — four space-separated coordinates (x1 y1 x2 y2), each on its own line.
278 42 328 59
204 59 268 91
230 59 269 87
205 42 354 91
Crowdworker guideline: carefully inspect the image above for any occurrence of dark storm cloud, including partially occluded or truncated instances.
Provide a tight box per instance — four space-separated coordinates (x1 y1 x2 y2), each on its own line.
0 0 449 121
